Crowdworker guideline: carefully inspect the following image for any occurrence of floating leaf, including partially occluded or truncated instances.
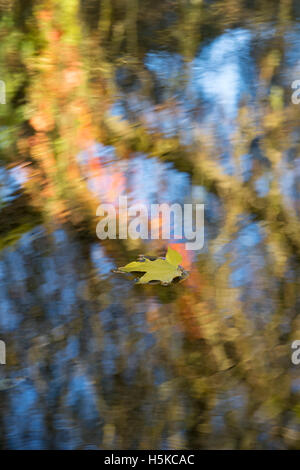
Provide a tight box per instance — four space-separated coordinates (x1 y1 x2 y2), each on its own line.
115 247 188 285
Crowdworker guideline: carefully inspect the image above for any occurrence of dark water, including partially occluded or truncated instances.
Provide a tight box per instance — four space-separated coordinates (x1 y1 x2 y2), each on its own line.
0 0 300 449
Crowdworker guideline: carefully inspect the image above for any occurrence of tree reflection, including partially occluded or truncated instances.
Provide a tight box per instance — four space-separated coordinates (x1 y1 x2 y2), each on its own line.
0 0 300 450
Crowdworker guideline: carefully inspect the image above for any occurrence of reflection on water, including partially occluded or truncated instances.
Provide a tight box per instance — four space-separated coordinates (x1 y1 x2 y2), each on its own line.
0 0 300 449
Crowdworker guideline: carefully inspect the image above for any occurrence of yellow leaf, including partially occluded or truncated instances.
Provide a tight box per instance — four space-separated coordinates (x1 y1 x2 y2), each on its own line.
116 247 187 285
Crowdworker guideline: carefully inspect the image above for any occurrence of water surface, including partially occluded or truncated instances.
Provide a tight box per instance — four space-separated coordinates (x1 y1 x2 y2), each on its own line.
0 0 300 449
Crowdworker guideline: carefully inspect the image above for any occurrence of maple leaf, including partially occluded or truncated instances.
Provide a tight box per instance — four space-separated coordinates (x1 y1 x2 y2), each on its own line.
116 247 188 285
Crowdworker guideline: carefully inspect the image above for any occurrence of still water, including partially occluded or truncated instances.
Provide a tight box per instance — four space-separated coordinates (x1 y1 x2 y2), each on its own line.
0 0 300 449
